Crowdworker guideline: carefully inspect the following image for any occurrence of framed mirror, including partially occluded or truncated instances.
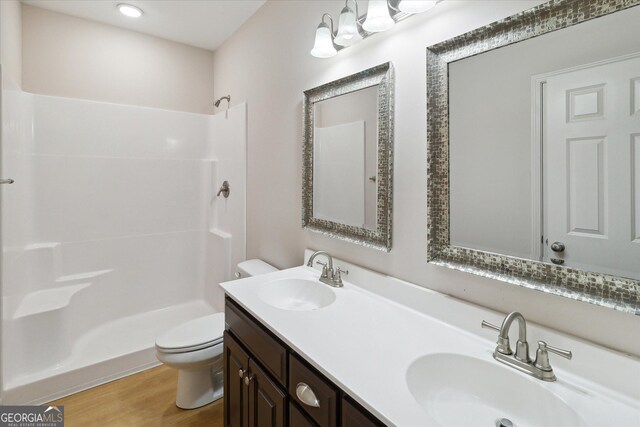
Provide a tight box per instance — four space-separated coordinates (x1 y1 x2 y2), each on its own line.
303 62 394 251
427 0 640 313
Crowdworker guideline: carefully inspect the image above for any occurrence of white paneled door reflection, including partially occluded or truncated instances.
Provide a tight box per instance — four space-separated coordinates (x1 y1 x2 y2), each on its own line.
543 54 640 279
313 121 365 228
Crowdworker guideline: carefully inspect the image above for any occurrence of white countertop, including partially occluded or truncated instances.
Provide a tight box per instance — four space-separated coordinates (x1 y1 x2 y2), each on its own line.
220 261 640 426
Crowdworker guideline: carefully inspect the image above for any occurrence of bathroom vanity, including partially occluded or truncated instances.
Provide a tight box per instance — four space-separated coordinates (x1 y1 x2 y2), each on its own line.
220 253 640 427
224 297 383 426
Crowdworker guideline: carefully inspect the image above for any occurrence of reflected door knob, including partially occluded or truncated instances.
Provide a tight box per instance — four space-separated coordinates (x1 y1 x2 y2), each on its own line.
216 180 230 198
550 241 565 253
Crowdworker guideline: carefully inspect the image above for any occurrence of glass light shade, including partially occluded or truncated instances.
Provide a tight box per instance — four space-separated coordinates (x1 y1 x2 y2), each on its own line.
362 0 394 33
335 6 362 47
398 0 437 14
310 23 337 58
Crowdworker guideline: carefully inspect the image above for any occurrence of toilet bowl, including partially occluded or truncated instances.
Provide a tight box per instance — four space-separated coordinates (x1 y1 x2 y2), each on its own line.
155 313 225 409
155 259 278 409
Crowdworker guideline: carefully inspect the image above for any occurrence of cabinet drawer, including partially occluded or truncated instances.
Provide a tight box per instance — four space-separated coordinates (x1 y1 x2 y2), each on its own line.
288 354 337 427
342 396 385 427
225 298 287 387
289 402 317 427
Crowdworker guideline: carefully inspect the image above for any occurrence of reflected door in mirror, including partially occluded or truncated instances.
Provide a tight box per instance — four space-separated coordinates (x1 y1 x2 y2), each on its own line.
302 62 393 251
448 5 640 281
543 55 640 279
312 86 378 230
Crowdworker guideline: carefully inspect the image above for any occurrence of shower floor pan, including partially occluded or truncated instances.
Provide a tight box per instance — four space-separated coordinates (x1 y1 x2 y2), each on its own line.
2 300 216 405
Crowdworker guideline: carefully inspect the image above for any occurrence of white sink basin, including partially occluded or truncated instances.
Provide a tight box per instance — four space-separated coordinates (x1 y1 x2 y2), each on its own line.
406 353 586 427
258 278 336 311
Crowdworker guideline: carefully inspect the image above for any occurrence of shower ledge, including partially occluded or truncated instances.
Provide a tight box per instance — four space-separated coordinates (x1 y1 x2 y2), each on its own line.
12 269 112 319
13 283 91 319
55 269 112 283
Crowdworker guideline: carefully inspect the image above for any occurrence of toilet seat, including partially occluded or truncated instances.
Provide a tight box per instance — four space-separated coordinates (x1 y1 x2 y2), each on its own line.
156 313 225 354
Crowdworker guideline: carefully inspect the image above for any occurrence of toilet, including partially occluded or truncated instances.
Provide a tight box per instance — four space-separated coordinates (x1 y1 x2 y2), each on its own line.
155 259 278 409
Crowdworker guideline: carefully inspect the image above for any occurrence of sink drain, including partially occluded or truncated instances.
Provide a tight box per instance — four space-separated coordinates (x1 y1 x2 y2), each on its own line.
496 418 514 427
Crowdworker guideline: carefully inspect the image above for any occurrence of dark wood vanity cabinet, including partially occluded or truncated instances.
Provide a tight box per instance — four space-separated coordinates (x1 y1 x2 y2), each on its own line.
341 397 385 427
224 330 286 427
288 354 338 427
224 297 383 427
289 402 315 427
248 359 287 426
224 330 250 427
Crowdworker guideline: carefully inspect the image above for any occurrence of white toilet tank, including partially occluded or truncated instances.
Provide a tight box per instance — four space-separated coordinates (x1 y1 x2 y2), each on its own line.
236 259 278 278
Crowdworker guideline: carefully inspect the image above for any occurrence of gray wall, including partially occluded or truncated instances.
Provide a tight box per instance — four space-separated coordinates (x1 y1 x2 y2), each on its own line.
21 5 215 114
0 0 22 88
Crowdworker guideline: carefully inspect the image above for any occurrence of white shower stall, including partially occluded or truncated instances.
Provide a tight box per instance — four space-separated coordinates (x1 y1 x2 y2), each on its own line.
0 77 246 404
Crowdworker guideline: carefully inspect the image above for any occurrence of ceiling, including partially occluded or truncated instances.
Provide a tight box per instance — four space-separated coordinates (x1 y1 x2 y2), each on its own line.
21 0 267 51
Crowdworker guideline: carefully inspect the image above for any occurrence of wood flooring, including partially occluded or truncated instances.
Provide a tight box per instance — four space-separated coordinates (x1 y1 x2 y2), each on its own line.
48 365 224 426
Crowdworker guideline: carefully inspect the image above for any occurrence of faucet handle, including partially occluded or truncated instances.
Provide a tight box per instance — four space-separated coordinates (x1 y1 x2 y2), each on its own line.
481 320 512 355
534 341 572 371
315 261 329 278
481 320 500 332
540 341 572 359
334 267 348 285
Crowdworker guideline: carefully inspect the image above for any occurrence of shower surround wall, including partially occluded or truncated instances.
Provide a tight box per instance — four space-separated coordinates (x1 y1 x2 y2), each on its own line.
1 88 246 404
205 106 248 311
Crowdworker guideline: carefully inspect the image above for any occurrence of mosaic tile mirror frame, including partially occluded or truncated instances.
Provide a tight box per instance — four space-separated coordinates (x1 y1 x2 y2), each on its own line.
303 62 394 251
426 0 640 314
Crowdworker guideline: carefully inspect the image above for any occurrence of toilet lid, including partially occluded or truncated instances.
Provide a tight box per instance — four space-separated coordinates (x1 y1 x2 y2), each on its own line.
156 313 225 353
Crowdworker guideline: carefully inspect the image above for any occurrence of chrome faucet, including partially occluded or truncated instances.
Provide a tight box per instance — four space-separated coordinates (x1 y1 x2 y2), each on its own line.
306 251 347 288
482 312 572 381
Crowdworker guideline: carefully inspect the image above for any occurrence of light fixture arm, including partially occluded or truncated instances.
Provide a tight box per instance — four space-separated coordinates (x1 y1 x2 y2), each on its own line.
387 0 401 13
322 13 336 37
346 0 361 27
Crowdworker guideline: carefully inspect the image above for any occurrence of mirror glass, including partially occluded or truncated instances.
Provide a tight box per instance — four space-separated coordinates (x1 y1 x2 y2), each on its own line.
449 6 640 280
302 62 393 251
312 86 378 230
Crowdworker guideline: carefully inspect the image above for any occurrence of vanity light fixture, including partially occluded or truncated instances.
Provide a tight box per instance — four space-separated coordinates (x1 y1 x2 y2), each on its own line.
311 0 442 58
311 14 338 58
362 0 395 33
335 0 362 47
398 0 438 14
117 3 143 18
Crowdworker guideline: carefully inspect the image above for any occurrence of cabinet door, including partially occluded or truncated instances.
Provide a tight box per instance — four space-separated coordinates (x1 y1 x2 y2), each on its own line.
225 331 250 427
248 359 287 427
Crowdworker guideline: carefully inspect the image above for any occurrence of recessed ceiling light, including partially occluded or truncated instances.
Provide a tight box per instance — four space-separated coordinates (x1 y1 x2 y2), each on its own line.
117 4 143 18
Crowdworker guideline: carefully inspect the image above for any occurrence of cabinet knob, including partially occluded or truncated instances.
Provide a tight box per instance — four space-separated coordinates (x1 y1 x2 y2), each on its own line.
296 382 320 408
244 374 254 387
238 369 246 379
